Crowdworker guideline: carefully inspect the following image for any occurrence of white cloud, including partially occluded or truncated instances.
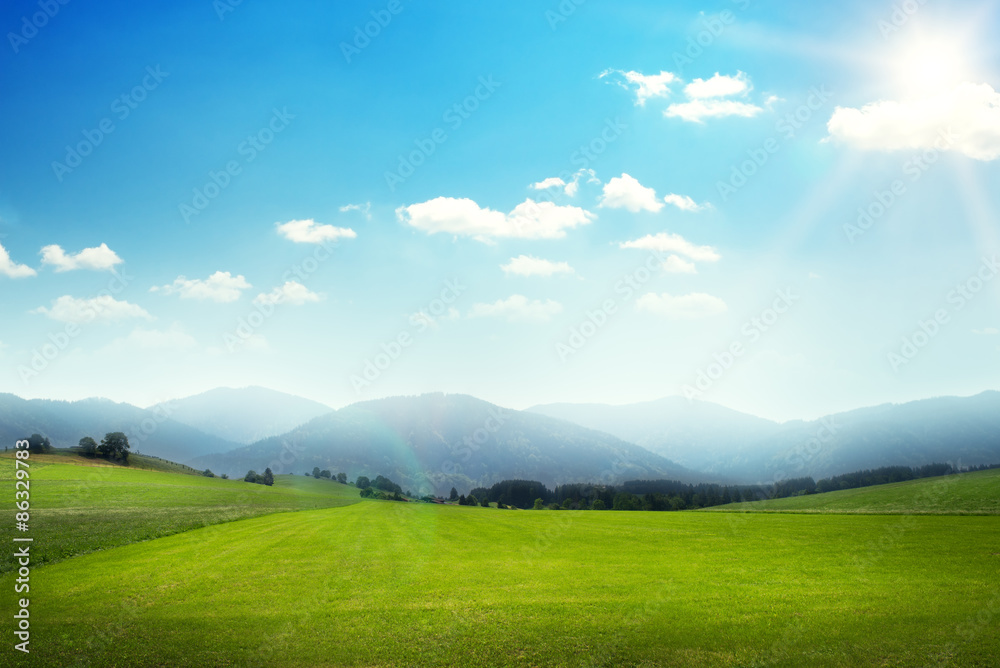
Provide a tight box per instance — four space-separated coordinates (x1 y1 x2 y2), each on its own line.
599 173 664 213
826 82 1000 160
664 72 763 123
339 202 372 220
40 243 123 272
662 255 697 274
253 281 321 306
276 219 357 244
0 243 36 278
973 327 999 335
468 295 563 322
684 72 751 99
600 69 677 106
33 295 153 324
397 197 594 242
532 169 599 197
501 255 575 277
620 232 721 262
151 271 251 303
636 292 727 319
531 177 567 191
809 272 822 280
664 99 763 123
663 193 711 212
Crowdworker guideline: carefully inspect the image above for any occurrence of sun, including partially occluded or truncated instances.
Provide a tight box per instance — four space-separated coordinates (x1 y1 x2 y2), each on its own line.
881 21 985 98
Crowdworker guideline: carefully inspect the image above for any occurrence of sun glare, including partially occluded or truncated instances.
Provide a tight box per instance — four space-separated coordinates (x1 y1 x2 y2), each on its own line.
885 26 981 97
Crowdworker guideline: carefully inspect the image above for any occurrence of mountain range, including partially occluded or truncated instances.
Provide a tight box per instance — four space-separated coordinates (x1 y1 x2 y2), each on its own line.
3 387 999 492
188 393 695 495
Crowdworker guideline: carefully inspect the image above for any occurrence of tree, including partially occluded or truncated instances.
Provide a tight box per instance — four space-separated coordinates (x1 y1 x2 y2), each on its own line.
466 494 478 506
312 467 321 479
261 468 274 486
202 469 215 478
480 497 489 507
220 474 229 480
26 433 52 454
458 494 466 505
244 470 259 483
320 469 331 479
356 475 371 489
592 499 606 511
449 487 459 501
78 436 98 457
533 498 545 510
98 432 130 463
336 472 347 484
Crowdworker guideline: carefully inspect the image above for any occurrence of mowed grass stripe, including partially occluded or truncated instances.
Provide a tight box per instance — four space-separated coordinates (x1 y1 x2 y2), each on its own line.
0 455 360 572
8 501 1000 667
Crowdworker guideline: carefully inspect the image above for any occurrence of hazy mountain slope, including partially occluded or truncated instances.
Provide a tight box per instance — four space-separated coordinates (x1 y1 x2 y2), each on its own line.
532 392 1000 484
153 386 333 444
190 393 695 495
746 391 1000 483
0 393 242 462
528 397 780 472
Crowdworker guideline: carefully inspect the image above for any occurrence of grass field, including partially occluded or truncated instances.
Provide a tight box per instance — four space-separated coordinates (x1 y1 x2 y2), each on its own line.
4 498 998 666
0 454 360 573
3 457 999 666
702 468 1000 515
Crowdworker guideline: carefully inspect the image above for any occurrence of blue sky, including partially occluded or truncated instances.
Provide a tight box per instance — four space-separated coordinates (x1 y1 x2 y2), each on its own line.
1 0 999 421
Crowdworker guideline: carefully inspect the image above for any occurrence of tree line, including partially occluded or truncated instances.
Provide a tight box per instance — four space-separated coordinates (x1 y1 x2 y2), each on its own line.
465 462 995 511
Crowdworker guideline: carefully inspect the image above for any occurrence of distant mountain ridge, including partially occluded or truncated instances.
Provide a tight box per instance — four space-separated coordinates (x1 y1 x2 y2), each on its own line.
4 388 999 490
528 397 779 473
0 393 241 463
152 386 333 444
189 393 697 496
530 391 1000 483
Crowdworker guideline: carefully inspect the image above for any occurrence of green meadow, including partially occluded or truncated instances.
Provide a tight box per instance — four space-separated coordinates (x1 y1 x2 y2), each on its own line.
3 458 999 666
0 453 359 573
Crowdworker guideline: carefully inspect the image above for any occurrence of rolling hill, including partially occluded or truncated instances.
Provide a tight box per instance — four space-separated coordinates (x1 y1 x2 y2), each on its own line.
702 467 1000 515
190 393 695 496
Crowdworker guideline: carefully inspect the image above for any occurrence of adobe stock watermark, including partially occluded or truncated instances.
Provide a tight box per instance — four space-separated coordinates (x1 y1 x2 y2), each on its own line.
556 249 668 363
350 278 466 393
682 288 800 401
716 84 834 202
17 268 134 385
544 0 587 30
671 1 752 73
7 0 71 53
843 128 956 243
213 0 244 21
224 237 338 352
384 76 501 192
878 0 929 38
440 407 508 477
887 255 999 372
340 0 406 63
179 107 295 223
51 66 169 182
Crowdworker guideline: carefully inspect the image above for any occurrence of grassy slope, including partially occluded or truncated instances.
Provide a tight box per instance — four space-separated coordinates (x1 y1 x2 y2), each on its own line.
701 468 1000 514
6 502 999 667
0 453 360 573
